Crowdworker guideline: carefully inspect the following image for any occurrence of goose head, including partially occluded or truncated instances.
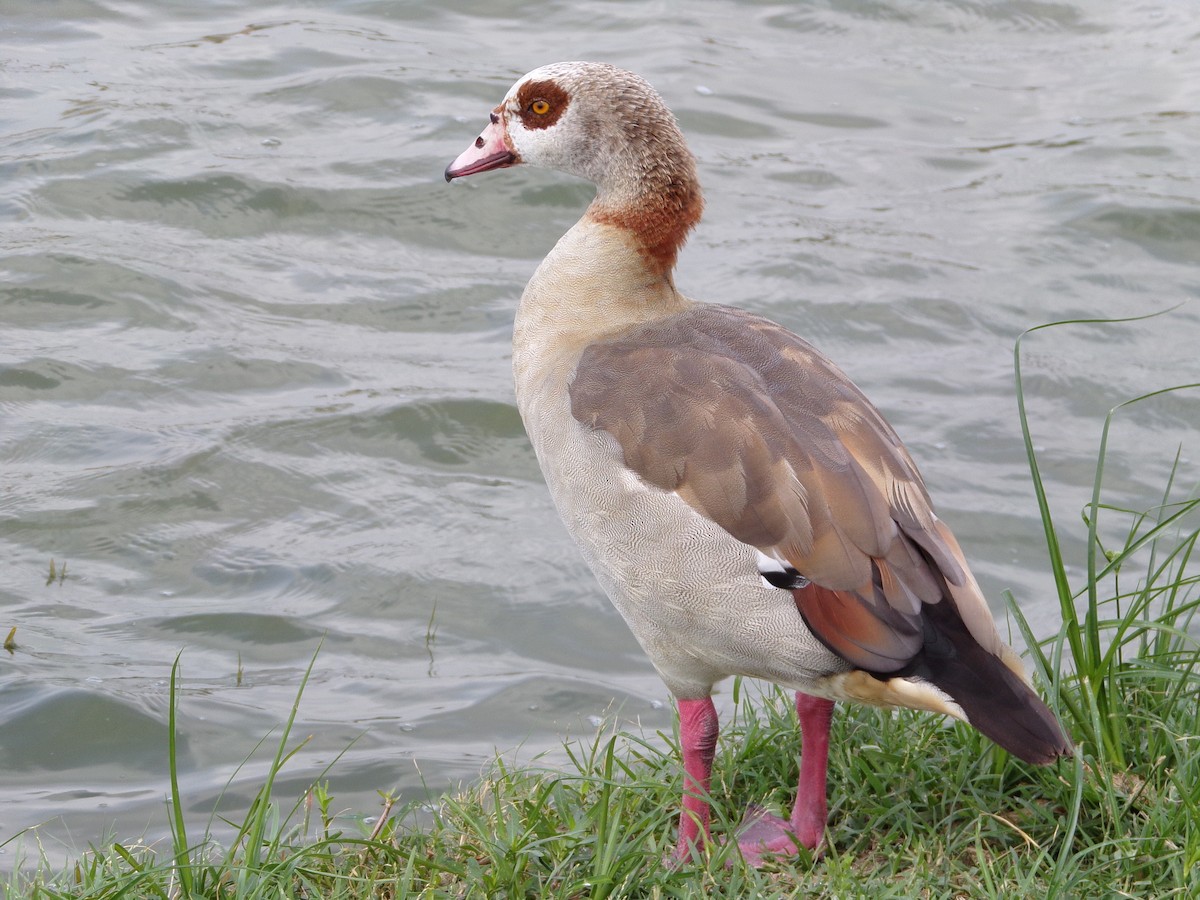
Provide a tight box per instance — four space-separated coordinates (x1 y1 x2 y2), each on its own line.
445 61 704 274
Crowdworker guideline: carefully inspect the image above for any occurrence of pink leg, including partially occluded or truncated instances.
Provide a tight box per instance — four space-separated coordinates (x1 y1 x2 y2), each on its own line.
791 692 834 846
737 691 834 866
674 696 719 862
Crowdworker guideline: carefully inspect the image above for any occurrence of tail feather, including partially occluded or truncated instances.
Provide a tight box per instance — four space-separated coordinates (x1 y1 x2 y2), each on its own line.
900 597 1072 765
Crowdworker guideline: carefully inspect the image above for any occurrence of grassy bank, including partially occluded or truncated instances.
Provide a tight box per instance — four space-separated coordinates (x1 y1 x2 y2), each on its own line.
5 321 1198 899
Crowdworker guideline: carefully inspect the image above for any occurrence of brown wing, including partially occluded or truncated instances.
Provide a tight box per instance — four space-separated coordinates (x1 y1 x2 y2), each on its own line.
568 303 1000 673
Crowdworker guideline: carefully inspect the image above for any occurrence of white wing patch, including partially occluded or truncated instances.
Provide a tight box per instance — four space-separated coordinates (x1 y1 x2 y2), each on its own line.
755 549 809 591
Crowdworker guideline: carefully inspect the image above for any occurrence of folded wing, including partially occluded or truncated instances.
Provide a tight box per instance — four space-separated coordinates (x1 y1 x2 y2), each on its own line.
568 304 1002 675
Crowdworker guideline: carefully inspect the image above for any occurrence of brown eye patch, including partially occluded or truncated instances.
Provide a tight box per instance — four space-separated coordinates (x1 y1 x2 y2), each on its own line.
515 79 569 129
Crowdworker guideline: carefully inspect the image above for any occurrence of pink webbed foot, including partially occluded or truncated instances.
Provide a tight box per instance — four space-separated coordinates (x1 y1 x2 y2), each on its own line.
734 803 823 867
734 692 834 867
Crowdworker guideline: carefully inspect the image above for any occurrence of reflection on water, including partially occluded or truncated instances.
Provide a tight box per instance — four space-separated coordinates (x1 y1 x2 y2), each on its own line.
2 0 1197 865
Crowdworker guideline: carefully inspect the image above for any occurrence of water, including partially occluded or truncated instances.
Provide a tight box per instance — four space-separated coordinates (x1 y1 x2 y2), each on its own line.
2 0 1197 865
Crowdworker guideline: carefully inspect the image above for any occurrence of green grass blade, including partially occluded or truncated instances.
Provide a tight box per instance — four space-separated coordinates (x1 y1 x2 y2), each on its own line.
166 653 194 899
1014 323 1081 665
240 639 323 881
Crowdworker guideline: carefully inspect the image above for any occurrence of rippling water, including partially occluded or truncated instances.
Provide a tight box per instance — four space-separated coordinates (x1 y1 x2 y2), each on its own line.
2 0 1197 864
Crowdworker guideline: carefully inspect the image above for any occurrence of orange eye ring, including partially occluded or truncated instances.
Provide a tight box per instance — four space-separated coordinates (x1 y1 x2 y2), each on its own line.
530 99 550 115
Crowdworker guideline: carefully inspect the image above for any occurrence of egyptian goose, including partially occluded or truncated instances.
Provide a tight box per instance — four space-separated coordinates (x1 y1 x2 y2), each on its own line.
445 61 1071 865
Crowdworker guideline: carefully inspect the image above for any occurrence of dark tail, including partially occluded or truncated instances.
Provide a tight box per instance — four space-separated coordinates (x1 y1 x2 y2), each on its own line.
900 598 1072 765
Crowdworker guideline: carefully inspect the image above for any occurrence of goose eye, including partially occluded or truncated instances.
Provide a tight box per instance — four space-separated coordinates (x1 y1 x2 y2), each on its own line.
530 99 550 115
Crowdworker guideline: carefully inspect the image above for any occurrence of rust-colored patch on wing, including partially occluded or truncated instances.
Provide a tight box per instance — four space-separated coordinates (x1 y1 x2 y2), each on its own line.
791 581 921 673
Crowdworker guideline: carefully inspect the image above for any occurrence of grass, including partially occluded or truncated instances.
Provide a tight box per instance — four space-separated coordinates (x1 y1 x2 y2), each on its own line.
4 317 1198 898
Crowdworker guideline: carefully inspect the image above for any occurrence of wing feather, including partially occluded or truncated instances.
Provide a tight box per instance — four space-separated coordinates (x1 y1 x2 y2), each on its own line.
569 303 999 672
